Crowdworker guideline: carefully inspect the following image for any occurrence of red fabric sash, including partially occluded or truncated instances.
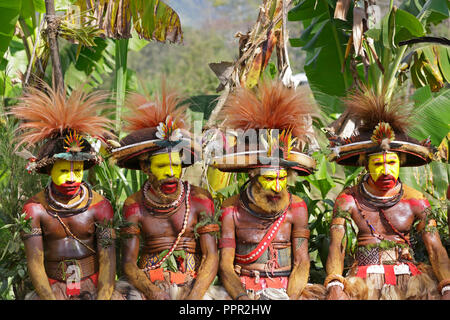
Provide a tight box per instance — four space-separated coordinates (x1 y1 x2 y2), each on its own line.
355 263 421 285
147 267 197 285
235 212 287 264
240 275 288 291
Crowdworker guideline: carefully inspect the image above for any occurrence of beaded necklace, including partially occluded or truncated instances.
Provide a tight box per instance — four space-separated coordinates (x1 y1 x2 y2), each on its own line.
141 180 186 216
45 182 93 215
143 183 191 271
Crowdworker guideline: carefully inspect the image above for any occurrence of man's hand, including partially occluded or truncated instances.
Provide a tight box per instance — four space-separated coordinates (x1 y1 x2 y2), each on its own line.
326 285 348 300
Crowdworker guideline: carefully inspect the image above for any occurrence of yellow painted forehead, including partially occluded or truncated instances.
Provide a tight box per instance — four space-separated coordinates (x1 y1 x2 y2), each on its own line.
150 152 182 164
368 152 399 162
53 159 84 169
259 168 288 177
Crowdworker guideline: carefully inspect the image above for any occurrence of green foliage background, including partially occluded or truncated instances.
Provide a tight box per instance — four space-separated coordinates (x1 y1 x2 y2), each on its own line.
0 0 448 299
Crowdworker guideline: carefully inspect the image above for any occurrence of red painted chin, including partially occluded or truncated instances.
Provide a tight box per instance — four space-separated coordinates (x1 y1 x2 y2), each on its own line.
160 181 179 194
373 175 397 191
53 182 82 196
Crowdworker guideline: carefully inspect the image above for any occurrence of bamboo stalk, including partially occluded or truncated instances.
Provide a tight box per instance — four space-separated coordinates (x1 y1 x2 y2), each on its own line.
44 0 64 93
114 38 129 133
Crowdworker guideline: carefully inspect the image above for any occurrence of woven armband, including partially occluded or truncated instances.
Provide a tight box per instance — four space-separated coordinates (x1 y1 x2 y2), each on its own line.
120 225 140 236
196 224 220 235
219 237 236 249
21 228 43 240
292 229 310 239
97 227 116 248
331 217 346 225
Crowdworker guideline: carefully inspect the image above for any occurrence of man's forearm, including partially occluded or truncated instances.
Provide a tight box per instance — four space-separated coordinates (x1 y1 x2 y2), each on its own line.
123 262 165 299
326 222 346 276
287 261 309 299
27 249 56 300
187 252 219 299
97 246 116 300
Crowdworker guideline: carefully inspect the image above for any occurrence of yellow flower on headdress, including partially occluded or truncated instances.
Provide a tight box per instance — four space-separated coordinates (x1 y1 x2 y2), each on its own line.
63 130 85 152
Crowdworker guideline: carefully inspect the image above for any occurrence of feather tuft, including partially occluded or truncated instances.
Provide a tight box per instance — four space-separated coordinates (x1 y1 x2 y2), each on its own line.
9 83 114 151
343 88 412 134
220 81 317 143
122 82 187 133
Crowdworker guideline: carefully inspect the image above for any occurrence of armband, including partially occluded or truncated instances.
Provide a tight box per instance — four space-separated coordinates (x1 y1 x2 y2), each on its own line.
21 227 43 240
326 280 345 291
324 274 346 289
97 227 116 248
218 237 236 248
438 279 450 296
120 225 140 236
196 224 220 235
331 217 346 225
292 229 310 239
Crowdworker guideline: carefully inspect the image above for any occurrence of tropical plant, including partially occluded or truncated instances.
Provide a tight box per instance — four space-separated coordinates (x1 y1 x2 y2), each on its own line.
0 111 47 300
287 0 450 273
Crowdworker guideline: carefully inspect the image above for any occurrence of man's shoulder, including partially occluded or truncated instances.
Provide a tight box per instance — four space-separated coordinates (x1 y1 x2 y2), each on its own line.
90 189 113 206
334 186 358 211
401 184 426 200
23 191 47 217
123 191 143 219
123 190 142 207
221 194 240 209
188 184 215 215
189 184 213 201
290 194 307 209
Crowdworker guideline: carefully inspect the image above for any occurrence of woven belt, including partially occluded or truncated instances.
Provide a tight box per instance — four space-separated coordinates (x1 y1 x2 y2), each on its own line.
235 266 291 278
356 247 400 266
45 255 98 282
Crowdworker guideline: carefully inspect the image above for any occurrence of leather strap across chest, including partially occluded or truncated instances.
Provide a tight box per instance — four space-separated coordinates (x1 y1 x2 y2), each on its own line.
234 210 288 264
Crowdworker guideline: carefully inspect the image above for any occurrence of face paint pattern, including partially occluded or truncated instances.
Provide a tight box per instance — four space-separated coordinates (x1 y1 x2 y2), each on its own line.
50 160 84 195
257 169 288 193
368 152 400 190
149 152 182 181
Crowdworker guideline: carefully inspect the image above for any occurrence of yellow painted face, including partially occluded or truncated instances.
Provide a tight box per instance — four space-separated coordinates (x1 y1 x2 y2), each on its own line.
257 169 288 193
368 152 400 182
149 152 182 181
50 160 84 186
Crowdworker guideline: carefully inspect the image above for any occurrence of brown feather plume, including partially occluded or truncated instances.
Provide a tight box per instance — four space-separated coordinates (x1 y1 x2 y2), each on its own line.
10 83 114 150
122 82 187 132
220 81 317 142
343 88 412 134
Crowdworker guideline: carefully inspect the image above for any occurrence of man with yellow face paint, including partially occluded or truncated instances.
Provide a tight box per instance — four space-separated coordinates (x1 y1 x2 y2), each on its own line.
212 81 326 300
12 85 121 300
50 160 85 196
325 89 450 300
111 86 219 300
367 152 400 191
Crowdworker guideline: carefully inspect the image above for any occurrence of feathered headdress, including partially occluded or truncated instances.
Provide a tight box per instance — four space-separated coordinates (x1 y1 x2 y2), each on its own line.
220 80 316 145
212 80 318 176
10 83 114 173
327 88 434 167
110 82 200 170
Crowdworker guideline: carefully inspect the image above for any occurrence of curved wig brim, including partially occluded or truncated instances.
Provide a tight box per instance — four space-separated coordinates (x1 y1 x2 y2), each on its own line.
328 140 433 166
32 153 102 174
111 138 202 170
211 150 316 176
